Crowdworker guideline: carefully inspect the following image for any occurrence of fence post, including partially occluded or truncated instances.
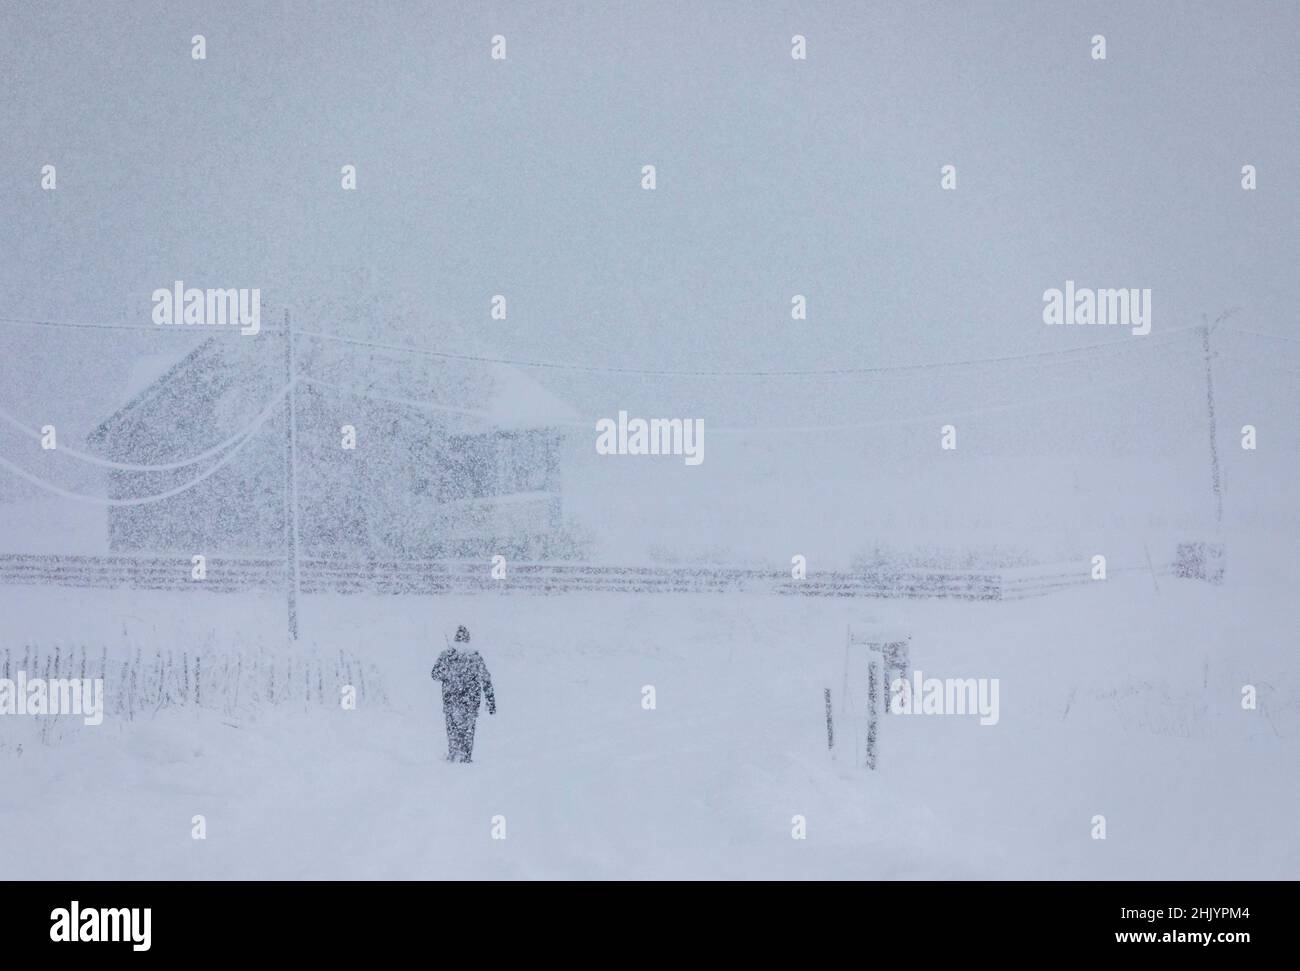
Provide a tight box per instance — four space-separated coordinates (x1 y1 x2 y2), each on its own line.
824 688 834 751
865 651 880 770
282 309 301 640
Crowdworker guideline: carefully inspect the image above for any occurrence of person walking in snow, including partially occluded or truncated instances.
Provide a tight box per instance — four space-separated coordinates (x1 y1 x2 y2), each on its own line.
432 625 496 763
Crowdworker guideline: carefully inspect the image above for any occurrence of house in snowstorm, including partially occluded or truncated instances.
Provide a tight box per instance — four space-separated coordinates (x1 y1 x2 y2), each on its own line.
86 329 581 560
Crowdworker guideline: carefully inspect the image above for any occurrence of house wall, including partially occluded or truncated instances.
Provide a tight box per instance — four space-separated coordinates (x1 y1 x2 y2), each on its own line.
105 384 566 558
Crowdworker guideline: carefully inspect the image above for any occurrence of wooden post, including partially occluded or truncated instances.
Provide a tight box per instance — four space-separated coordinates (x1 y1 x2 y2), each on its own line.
282 309 301 640
824 688 834 751
865 653 881 770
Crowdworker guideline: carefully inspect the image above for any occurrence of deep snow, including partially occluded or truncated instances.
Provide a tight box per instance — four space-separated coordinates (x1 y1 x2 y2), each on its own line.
1 564 1294 880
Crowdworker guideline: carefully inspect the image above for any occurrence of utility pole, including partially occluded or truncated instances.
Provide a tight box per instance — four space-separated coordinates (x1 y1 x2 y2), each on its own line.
282 308 302 640
1200 315 1231 529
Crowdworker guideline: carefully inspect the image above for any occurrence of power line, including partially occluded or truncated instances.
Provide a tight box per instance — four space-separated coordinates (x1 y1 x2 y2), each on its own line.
708 370 1162 434
0 343 1219 501
1215 354 1300 379
304 355 1189 436
1230 327 1300 347
0 409 273 507
0 310 1205 372
0 315 220 334
0 383 294 472
294 324 1202 378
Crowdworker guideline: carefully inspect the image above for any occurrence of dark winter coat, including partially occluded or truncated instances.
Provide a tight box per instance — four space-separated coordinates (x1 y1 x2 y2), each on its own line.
432 648 496 715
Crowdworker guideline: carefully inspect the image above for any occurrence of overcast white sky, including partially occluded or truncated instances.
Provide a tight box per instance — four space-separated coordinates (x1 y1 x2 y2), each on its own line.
1 1 1296 370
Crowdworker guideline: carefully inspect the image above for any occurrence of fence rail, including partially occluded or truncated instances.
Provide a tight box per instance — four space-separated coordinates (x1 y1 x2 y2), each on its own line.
0 552 1176 600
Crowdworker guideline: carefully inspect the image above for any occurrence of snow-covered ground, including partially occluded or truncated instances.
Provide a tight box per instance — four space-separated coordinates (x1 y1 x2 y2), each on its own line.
1 563 1295 880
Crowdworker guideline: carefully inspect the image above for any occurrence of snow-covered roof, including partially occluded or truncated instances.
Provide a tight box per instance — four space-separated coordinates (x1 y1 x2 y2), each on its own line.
118 351 189 410
89 340 217 445
483 362 581 431
92 334 582 440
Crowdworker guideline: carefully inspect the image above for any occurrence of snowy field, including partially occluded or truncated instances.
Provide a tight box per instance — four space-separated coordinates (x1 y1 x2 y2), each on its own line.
2 564 1295 880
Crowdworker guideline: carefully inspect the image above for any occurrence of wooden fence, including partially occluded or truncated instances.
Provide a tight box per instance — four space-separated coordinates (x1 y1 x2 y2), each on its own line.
0 552 1172 600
